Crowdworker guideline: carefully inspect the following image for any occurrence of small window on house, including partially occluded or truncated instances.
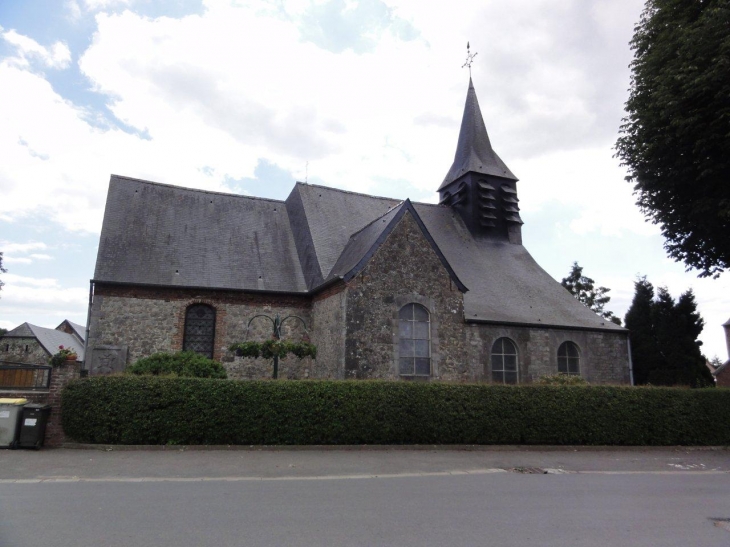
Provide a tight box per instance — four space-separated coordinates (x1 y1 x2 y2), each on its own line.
558 341 580 375
3 344 8 352
25 345 29 352
491 338 518 384
398 303 431 376
183 304 216 359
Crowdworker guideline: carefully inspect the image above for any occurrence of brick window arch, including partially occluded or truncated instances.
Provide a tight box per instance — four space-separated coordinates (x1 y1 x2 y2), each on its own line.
491 337 518 384
558 341 580 375
398 303 431 376
183 304 216 359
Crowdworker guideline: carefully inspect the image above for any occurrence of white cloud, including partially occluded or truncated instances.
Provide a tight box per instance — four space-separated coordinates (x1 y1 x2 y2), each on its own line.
3 257 32 265
83 0 132 10
65 1 83 21
0 242 52 265
2 30 72 69
0 275 87 331
1 242 48 254
2 273 59 288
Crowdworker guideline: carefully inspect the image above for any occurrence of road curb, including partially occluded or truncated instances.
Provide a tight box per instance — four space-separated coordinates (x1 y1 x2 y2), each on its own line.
58 443 730 452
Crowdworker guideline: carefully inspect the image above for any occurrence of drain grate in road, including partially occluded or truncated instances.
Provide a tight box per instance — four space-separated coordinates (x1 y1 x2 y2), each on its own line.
709 518 730 533
508 467 548 474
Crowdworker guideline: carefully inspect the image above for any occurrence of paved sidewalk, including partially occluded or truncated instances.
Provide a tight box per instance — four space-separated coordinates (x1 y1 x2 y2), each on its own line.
0 445 728 481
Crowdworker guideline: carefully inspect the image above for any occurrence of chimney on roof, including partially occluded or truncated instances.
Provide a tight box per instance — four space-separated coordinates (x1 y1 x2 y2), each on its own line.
438 78 522 244
724 318 730 360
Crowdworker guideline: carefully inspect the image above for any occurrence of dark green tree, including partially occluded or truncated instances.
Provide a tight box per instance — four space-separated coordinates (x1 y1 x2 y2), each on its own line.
624 276 659 384
615 0 730 278
624 277 714 387
561 262 621 325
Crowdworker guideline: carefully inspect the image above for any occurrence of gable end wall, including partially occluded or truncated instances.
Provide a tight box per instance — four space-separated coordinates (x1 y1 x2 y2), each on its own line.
344 211 467 380
0 338 49 365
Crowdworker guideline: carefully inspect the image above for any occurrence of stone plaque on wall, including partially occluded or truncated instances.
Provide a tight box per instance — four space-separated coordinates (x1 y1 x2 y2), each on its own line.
89 345 128 375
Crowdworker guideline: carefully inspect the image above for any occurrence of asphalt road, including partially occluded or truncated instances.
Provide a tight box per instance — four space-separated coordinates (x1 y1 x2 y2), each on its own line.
1 447 729 546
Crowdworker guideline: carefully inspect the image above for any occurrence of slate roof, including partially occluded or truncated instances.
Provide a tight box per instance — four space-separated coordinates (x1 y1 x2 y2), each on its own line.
439 78 517 190
2 322 85 360
95 176 623 332
68 321 86 341
56 319 86 342
95 176 307 293
327 200 467 292
288 183 400 285
412 204 623 330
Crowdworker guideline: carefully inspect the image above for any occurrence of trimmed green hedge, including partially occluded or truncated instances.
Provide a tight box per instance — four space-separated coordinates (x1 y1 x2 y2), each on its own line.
61 378 730 446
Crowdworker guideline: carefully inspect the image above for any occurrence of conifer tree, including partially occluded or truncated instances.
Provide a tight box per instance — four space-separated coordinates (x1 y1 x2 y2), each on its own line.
624 278 714 387
561 262 621 325
624 277 657 384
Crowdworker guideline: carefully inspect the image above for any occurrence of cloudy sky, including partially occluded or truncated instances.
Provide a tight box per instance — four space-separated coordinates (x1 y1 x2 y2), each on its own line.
1 0 729 360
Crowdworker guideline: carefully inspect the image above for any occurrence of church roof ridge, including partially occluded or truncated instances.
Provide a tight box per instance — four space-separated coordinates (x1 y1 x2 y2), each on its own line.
438 79 517 190
346 201 406 238
295 181 443 210
296 181 405 203
110 174 286 204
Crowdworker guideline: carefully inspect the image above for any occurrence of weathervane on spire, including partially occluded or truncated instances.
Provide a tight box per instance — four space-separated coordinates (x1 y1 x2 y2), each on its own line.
462 41 477 77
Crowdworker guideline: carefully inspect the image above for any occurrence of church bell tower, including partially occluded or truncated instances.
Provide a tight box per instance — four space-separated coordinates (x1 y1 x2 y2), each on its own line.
438 78 522 244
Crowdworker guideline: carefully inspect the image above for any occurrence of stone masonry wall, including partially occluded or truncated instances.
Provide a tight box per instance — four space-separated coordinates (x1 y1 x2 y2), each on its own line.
88 285 318 379
0 338 49 365
344 211 466 380
310 284 347 379
465 323 630 384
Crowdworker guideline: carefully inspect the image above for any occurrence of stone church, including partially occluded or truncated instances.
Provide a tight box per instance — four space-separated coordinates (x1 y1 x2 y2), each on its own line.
86 79 631 384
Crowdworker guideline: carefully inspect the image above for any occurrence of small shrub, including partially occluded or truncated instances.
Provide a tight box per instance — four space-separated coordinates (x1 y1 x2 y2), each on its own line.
536 374 588 386
125 351 227 379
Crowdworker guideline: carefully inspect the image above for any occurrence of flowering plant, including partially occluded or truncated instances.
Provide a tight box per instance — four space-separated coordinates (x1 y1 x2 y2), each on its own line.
49 345 78 366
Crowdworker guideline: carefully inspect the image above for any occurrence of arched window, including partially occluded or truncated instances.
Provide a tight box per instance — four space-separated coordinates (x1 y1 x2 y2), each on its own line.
558 341 580 375
398 303 431 376
183 304 216 359
491 338 518 384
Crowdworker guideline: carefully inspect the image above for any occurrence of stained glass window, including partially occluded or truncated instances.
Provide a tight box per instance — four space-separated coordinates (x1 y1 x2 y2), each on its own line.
183 304 216 359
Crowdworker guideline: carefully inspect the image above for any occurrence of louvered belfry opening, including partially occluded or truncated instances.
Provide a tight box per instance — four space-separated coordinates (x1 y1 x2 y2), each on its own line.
183 304 216 359
438 78 522 243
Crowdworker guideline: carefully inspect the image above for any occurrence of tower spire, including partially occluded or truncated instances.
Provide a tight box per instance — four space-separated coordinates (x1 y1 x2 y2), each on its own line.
439 79 517 191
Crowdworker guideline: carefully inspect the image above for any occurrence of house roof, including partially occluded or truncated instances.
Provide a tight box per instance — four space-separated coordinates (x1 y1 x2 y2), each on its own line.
56 319 86 342
439 78 517 191
714 360 730 377
95 176 624 332
68 321 86 341
2 322 85 359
